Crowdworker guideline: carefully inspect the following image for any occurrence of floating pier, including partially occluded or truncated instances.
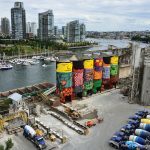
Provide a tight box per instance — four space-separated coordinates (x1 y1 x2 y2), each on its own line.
0 82 55 98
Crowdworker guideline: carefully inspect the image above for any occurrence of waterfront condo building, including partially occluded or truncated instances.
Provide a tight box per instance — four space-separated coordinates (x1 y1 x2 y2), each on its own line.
1 17 10 36
11 2 26 39
66 20 86 43
31 22 37 36
26 22 31 33
66 20 80 43
26 22 37 36
54 26 58 36
38 10 54 40
62 26 67 40
80 23 86 42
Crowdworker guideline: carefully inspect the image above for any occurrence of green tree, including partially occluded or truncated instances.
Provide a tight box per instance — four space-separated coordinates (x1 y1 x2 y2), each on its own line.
0 138 14 150
0 145 4 150
5 138 14 150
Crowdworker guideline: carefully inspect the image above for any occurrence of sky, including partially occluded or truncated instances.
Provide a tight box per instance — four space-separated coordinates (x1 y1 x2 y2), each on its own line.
0 0 150 31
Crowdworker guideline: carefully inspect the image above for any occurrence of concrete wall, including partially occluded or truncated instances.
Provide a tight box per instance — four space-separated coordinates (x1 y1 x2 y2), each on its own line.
119 65 132 79
141 64 150 105
132 44 142 68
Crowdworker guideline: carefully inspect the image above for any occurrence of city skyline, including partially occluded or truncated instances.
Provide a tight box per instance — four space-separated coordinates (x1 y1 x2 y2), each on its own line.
0 0 150 31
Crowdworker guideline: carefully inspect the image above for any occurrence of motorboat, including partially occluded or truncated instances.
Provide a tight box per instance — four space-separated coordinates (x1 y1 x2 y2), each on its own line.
0 64 13 70
22 61 30 66
55 57 59 61
26 59 39 65
30 60 39 65
42 64 47 67
32 56 41 60
9 60 15 64
44 56 56 62
32 55 45 60
16 61 22 65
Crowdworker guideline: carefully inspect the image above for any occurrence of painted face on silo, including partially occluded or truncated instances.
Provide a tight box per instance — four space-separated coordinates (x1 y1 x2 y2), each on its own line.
56 62 73 88
94 58 103 67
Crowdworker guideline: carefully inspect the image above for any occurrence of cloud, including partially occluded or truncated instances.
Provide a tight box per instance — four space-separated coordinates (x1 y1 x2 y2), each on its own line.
0 0 150 31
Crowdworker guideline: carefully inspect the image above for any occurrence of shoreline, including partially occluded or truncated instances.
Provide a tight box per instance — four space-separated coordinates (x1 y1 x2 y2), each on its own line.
0 45 97 61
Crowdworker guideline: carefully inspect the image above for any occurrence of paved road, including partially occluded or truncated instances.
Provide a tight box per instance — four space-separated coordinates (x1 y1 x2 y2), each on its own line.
60 90 148 150
0 132 58 150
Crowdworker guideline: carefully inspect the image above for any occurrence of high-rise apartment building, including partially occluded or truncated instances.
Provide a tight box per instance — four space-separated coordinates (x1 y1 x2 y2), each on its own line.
1 17 10 35
66 20 80 43
26 22 37 36
66 20 86 43
80 23 86 42
31 22 37 36
26 22 31 33
11 2 26 39
38 10 54 40
62 26 67 39
54 26 58 36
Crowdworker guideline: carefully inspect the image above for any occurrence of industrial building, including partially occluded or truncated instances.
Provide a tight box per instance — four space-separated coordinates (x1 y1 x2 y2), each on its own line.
1 17 10 36
127 44 150 105
11 2 26 39
141 47 150 105
38 10 54 40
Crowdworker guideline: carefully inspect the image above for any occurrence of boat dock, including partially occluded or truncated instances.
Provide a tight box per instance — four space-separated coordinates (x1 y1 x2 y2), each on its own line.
0 82 55 98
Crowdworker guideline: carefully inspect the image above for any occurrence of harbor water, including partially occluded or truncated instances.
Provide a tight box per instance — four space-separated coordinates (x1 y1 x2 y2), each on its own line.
0 39 147 92
0 62 56 92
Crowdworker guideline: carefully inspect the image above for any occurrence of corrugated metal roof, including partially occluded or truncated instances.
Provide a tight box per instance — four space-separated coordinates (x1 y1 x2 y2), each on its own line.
8 93 22 102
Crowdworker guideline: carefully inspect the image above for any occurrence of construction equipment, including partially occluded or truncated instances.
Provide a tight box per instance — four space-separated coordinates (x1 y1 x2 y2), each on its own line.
35 129 44 136
6 118 25 135
0 111 28 133
43 86 56 96
140 123 150 132
109 140 148 150
48 134 56 142
141 119 150 125
35 119 67 144
85 118 103 128
64 105 80 120
40 86 56 106
23 125 47 150
50 112 84 135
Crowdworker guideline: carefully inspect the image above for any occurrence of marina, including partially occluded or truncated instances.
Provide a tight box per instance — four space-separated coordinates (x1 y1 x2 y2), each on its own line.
0 61 56 92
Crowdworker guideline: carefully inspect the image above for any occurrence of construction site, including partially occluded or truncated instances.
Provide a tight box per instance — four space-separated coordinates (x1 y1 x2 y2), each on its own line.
0 43 150 150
